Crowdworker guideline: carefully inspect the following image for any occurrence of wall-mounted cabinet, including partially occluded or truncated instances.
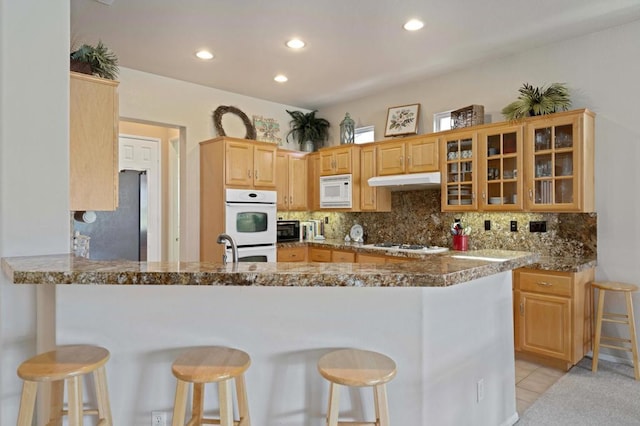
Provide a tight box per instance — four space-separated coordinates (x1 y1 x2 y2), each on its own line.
276 150 307 211
225 139 276 188
307 153 321 211
477 124 524 211
377 135 439 176
523 109 594 212
360 145 391 212
319 145 359 176
441 131 478 211
69 72 119 211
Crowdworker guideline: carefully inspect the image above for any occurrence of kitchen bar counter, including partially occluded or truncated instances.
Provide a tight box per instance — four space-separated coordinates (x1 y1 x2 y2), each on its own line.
2 249 537 287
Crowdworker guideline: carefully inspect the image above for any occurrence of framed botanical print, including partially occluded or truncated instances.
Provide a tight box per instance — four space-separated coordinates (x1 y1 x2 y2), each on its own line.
384 103 420 137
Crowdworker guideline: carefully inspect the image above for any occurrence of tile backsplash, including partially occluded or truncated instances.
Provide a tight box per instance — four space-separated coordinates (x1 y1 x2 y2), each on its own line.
281 190 596 258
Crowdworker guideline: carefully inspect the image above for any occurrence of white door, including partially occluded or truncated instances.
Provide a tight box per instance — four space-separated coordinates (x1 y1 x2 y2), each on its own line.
119 135 161 261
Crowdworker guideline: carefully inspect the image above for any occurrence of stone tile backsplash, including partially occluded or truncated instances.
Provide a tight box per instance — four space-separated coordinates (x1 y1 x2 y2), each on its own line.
281 190 596 258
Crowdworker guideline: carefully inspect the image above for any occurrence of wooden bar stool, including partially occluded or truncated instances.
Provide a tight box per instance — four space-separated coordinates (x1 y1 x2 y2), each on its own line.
592 281 639 380
171 346 251 426
16 344 112 426
318 348 397 426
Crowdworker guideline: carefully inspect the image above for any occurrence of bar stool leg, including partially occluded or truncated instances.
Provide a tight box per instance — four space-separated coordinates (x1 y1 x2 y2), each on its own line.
47 380 64 426
172 380 189 426
374 384 390 426
17 381 37 426
326 383 340 426
592 288 606 373
190 382 205 425
94 366 113 425
66 376 84 426
625 292 640 380
235 374 251 426
218 379 234 426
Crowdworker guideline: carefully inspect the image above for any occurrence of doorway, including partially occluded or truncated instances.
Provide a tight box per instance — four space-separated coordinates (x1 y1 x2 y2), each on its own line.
119 120 182 262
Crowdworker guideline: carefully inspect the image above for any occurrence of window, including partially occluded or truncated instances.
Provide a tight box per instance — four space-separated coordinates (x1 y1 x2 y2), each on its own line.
434 111 452 132
354 125 375 144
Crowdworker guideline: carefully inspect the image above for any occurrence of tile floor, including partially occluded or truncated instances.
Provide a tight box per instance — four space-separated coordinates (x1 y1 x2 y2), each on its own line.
515 358 566 414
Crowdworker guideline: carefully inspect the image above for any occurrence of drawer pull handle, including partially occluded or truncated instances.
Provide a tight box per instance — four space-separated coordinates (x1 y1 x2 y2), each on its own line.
520 302 524 315
536 281 553 287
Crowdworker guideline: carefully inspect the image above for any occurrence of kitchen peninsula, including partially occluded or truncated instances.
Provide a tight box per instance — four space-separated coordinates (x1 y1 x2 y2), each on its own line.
3 250 536 426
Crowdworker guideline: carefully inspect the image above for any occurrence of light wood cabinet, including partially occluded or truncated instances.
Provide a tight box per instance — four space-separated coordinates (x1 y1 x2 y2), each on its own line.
308 247 332 262
331 250 356 263
307 153 321 211
277 246 307 262
276 150 307 211
225 139 276 188
441 130 478 211
523 109 594 212
513 267 594 370
477 124 524 211
319 145 358 176
69 72 119 211
377 135 439 176
360 145 391 212
200 137 276 261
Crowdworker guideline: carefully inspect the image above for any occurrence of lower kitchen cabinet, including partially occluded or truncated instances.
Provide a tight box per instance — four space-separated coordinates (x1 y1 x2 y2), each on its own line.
277 246 307 262
331 250 355 263
308 247 332 262
513 267 594 370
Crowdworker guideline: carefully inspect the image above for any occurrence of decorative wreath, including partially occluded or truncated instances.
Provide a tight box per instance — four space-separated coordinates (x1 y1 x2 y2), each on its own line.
212 105 256 140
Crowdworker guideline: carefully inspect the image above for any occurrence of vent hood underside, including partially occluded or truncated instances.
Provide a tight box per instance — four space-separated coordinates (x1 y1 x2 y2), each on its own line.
367 172 441 191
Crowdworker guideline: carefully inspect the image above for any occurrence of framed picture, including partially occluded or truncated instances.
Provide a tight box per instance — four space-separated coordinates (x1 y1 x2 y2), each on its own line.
384 103 420 137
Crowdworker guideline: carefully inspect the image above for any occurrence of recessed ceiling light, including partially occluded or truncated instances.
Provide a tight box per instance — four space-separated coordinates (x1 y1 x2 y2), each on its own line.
403 19 424 31
286 39 305 49
195 50 214 60
274 75 288 83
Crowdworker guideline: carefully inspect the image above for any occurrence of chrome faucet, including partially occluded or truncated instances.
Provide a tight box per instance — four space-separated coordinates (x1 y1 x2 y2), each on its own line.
216 233 238 264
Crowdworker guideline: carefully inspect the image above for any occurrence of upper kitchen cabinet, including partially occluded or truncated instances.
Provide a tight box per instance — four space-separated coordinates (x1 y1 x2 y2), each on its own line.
477 124 524 211
360 145 391 212
319 145 359 176
225 138 276 188
307 153 321 211
276 150 307 211
377 135 439 175
523 109 594 212
441 131 478 211
69 72 119 211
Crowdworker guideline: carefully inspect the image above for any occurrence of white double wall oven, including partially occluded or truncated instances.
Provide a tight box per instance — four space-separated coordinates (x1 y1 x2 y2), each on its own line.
224 189 277 262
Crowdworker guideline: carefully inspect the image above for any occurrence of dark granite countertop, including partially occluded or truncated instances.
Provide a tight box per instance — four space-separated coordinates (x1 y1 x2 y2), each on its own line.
2 249 538 288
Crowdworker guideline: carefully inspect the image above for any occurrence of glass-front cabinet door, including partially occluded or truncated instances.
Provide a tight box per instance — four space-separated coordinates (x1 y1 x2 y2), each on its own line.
524 111 591 211
478 124 524 210
441 131 477 211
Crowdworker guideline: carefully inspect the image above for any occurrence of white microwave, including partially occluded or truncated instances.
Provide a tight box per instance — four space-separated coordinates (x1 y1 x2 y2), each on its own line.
319 174 352 208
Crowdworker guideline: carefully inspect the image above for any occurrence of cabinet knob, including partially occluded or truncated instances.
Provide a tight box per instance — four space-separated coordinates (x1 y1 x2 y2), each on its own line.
482 191 486 200
289 195 293 204
536 281 552 287
399 155 403 165
407 156 412 165
529 189 533 200
519 302 524 315
247 169 252 178
255 169 258 179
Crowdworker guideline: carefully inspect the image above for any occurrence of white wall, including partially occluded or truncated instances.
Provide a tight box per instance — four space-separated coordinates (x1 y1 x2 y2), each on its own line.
319 20 640 361
0 0 70 423
117 69 310 261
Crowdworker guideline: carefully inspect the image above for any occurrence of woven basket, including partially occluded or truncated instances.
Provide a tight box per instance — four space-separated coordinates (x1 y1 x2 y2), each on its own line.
451 105 484 129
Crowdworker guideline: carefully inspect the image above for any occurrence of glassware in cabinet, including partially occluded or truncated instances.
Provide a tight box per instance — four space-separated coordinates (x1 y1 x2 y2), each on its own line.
479 125 523 210
442 134 476 210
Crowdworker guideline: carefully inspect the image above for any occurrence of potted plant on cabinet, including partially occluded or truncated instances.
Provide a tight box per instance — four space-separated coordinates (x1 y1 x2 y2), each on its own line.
501 83 571 121
70 41 119 80
285 109 330 152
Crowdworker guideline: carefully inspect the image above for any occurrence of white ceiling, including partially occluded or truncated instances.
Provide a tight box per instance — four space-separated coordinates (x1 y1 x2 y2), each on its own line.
71 0 640 109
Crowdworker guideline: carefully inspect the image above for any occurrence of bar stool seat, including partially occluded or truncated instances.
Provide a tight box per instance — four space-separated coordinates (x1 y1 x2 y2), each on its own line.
591 281 639 380
17 344 112 426
171 346 251 426
318 348 396 426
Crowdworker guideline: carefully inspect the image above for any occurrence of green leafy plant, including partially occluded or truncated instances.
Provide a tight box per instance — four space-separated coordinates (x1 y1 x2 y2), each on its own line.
70 41 119 80
501 83 571 120
285 110 330 149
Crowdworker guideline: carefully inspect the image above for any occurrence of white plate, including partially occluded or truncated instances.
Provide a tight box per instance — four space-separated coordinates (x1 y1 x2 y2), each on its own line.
350 224 364 241
449 199 472 205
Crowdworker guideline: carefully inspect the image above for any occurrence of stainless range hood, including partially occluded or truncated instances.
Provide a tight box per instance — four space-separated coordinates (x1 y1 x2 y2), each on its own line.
367 172 441 191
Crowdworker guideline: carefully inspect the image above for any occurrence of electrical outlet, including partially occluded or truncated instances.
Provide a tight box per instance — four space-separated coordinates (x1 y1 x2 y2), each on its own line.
152 411 167 426
529 221 547 232
484 220 491 231
324 216 329 224
510 220 518 232
477 378 485 402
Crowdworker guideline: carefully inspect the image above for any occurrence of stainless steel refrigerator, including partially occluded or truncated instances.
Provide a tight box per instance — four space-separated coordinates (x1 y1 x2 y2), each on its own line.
74 170 148 261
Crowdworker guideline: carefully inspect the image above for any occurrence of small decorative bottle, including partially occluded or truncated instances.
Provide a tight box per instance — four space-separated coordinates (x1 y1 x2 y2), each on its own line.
340 113 355 144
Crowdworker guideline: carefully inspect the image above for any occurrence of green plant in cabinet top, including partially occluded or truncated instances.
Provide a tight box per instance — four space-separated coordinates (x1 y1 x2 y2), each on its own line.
502 83 571 120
